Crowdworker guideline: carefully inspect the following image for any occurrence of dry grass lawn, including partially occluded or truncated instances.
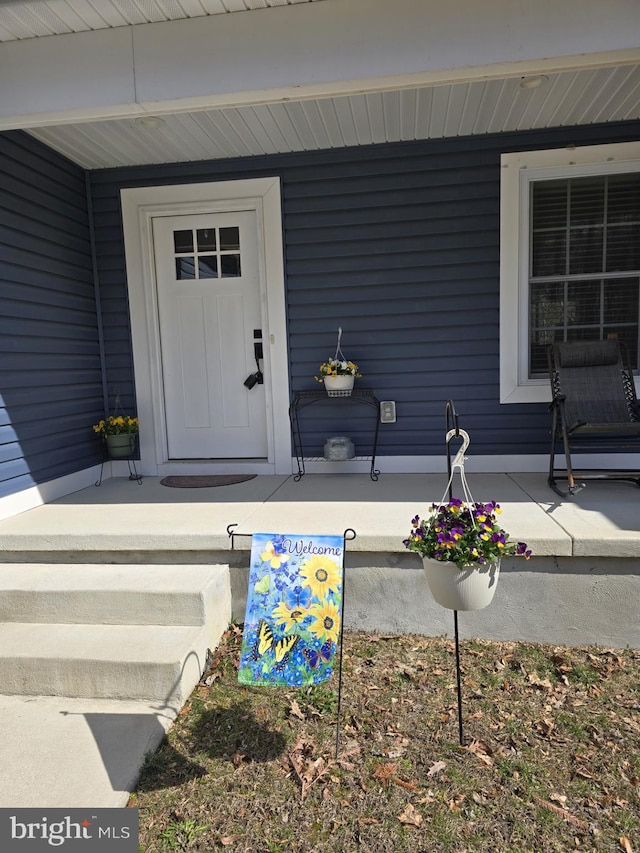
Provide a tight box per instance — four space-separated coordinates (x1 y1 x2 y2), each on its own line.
131 627 640 853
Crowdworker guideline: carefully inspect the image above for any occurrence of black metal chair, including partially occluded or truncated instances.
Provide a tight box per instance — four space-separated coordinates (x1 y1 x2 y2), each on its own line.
547 340 640 496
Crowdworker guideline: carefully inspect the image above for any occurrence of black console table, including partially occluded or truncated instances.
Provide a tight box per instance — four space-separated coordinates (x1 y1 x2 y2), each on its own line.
289 388 381 481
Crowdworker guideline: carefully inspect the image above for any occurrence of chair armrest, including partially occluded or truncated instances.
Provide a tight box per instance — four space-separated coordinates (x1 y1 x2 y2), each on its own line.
548 394 566 412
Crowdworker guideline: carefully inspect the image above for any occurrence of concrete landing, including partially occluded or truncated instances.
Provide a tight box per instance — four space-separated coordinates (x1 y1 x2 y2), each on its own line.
0 693 174 807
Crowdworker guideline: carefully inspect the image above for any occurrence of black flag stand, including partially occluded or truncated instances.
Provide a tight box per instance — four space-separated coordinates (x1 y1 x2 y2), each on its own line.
227 524 356 760
335 527 356 759
445 400 466 746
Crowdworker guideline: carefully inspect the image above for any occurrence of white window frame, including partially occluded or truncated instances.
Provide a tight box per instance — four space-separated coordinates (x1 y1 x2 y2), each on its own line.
500 140 640 404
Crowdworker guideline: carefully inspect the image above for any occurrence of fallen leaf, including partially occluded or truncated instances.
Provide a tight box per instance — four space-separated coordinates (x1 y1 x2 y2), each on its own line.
220 835 243 846
427 760 447 777
448 794 466 812
231 750 246 768
529 672 554 690
574 768 594 779
289 699 306 721
620 837 633 853
536 717 556 737
417 790 436 805
466 740 494 766
398 804 423 827
533 796 588 829
373 762 396 784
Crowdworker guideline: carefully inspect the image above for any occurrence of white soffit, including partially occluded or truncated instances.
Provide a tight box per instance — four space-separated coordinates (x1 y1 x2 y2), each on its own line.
25 65 640 169
0 0 322 41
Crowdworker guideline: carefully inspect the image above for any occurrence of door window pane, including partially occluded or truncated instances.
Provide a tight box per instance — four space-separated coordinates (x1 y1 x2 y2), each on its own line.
220 254 241 277
198 257 218 278
197 229 217 252
175 257 196 279
219 227 240 251
173 230 193 253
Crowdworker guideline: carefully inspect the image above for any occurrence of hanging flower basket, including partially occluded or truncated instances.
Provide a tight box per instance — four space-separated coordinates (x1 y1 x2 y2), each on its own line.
422 557 501 611
323 374 355 396
315 327 361 396
403 428 531 612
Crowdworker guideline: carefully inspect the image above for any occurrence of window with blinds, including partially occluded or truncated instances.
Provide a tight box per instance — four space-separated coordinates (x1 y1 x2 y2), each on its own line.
529 173 640 376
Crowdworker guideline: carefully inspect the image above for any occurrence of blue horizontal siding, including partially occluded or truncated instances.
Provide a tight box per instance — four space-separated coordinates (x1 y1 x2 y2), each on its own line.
0 131 103 499
87 120 640 460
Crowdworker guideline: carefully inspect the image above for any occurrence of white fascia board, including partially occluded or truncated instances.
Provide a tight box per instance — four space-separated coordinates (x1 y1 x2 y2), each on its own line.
0 26 138 124
1 0 640 129
133 0 640 107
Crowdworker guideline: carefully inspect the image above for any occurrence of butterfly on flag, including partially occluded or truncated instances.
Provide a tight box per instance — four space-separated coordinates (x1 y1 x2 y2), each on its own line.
302 640 333 669
283 585 312 611
251 619 300 671
253 573 271 595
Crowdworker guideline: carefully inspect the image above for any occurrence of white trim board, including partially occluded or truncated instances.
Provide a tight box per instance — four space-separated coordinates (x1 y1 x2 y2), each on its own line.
0 466 102 522
120 178 292 477
300 453 640 476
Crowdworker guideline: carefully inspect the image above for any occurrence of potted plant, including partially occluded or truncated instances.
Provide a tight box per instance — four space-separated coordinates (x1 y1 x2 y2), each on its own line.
92 414 140 458
314 327 361 396
403 498 531 610
315 357 362 396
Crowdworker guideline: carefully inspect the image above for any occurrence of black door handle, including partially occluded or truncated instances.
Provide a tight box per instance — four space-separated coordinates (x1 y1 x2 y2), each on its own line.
244 333 264 388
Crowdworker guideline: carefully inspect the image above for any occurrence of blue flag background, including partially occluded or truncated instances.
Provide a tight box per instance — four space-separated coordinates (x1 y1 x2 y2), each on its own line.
238 533 344 687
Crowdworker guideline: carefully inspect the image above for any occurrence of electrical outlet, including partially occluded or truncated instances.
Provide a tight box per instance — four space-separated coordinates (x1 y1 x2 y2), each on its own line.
380 401 396 423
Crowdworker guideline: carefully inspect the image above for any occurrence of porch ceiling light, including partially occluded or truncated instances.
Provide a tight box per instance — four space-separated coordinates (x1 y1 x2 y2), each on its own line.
519 75 549 90
135 115 166 129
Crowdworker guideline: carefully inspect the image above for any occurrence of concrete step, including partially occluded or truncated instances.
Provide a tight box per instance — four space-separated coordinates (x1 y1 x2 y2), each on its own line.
0 563 229 629
0 563 232 706
0 622 209 705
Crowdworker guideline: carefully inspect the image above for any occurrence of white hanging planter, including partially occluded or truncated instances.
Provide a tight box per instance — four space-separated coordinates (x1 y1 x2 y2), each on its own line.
422 557 501 611
323 375 355 396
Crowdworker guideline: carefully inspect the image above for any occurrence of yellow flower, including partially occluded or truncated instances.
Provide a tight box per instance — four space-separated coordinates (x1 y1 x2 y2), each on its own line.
272 601 307 632
299 556 341 598
307 598 341 644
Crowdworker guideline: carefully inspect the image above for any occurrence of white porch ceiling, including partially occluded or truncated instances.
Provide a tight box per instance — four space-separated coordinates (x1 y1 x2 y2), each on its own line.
25 64 640 170
2 0 640 170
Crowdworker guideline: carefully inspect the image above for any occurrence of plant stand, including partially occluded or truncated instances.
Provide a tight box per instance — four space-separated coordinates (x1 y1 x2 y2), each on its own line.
95 437 142 486
445 400 468 745
289 388 381 481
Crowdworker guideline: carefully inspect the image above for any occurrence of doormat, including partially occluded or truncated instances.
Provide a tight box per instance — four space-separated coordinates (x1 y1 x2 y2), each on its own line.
160 474 257 488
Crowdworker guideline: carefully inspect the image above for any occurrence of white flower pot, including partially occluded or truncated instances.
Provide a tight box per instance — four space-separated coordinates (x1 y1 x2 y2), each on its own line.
422 557 500 611
323 375 355 396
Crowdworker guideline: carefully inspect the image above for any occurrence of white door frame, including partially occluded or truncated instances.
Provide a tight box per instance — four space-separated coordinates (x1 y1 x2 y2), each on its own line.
120 177 292 476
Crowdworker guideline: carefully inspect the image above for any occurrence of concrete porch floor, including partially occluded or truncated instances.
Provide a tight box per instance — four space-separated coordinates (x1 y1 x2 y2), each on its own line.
0 471 638 649
0 470 638 559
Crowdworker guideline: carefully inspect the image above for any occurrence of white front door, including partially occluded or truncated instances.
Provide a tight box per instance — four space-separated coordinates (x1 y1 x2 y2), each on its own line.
152 210 268 459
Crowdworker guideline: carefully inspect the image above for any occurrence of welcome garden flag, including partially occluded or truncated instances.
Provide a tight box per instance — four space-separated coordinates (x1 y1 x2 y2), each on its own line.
238 533 344 687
